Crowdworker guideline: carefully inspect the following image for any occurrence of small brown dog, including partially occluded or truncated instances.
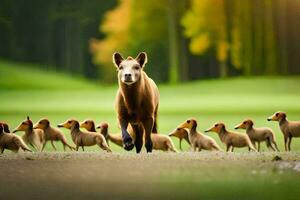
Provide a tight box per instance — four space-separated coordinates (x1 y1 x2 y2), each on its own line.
235 119 279 152
268 111 300 151
34 118 75 151
13 116 45 151
206 122 256 152
178 119 222 151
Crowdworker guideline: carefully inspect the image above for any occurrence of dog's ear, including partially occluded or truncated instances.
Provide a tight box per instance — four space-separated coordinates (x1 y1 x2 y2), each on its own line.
113 52 124 68
136 52 147 68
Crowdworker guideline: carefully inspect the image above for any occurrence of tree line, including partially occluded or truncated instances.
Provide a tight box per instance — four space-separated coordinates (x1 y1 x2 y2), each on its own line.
0 0 299 83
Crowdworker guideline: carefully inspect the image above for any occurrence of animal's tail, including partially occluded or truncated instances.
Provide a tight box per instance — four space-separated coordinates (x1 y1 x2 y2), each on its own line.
15 137 32 152
60 135 76 151
266 135 280 151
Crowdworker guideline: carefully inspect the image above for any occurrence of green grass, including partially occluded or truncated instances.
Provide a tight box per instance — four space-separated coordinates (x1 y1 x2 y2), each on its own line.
0 60 300 152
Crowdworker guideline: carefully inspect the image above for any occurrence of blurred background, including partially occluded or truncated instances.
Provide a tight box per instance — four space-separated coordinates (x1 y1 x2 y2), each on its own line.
0 0 299 83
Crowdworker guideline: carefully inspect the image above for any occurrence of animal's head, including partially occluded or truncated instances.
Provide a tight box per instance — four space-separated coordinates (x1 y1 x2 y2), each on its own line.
234 119 254 130
267 111 286 122
80 119 95 132
168 127 188 138
113 52 147 85
57 119 79 130
96 122 109 136
0 122 10 133
205 122 226 134
177 118 198 130
13 116 33 133
33 118 50 130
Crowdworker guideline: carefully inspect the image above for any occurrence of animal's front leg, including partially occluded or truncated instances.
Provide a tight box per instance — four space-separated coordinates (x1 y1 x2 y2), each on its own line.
132 124 143 153
120 119 134 151
143 118 154 153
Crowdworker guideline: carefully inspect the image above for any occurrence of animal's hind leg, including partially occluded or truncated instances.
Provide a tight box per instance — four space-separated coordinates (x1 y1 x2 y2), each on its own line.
179 139 182 151
272 141 280 151
132 124 143 153
288 136 292 151
284 137 288 151
41 142 47 151
257 142 260 152
152 107 158 133
51 141 57 151
1 148 4 154
143 118 154 153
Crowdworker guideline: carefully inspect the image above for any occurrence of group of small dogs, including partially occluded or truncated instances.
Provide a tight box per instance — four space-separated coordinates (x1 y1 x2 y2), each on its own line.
0 111 299 153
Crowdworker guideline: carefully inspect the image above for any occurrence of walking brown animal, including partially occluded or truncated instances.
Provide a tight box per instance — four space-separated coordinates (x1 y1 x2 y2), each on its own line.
13 116 45 151
235 119 279 152
268 111 300 151
178 119 222 151
205 122 256 152
34 118 75 151
113 52 159 153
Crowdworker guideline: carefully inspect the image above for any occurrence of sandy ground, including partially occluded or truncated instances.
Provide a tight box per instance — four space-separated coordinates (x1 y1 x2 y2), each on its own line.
1 151 300 200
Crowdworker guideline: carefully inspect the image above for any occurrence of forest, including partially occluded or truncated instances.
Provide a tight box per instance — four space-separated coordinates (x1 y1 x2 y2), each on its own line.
0 0 299 83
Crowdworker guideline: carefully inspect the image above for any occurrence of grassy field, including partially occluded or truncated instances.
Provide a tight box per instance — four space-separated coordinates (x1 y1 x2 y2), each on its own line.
1 60 300 199
1 60 300 152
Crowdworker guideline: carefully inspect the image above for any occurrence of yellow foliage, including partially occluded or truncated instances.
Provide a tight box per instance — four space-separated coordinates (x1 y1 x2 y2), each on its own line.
90 0 131 66
217 41 229 62
189 34 210 55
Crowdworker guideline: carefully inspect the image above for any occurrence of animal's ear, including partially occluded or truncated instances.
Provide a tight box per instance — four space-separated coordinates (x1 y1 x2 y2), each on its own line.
136 52 147 68
113 52 124 68
27 116 30 121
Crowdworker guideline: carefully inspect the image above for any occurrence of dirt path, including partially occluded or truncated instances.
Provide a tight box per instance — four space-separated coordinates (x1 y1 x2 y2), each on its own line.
1 152 300 200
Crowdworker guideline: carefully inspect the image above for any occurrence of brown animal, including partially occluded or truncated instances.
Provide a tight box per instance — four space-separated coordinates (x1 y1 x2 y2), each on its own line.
58 119 111 152
205 122 256 152
33 118 75 151
268 111 300 151
94 121 123 147
168 127 191 150
235 119 279 152
0 122 32 153
113 52 159 153
178 119 222 151
150 133 177 152
13 116 45 151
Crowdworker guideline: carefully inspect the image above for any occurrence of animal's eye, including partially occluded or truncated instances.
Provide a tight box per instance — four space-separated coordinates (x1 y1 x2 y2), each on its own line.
276 113 279 117
85 122 87 124
187 120 190 123
243 122 246 124
134 66 139 70
119 66 123 70
68 121 71 124
214 124 218 127
22 122 25 125
39 122 42 124
177 128 180 131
